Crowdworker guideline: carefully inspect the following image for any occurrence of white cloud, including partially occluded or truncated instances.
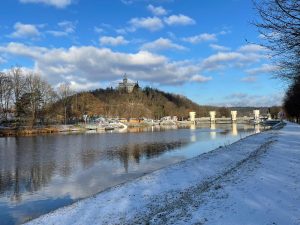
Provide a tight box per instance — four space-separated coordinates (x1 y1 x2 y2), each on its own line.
190 75 212 83
0 56 7 64
147 4 167 16
94 27 105 33
201 51 266 71
258 32 280 40
58 20 76 33
67 80 103 91
141 38 186 51
201 52 243 70
100 36 129 46
19 0 73 8
0 42 270 90
0 42 205 88
121 0 174 4
115 28 127 35
164 14 195 26
46 21 76 37
241 76 257 83
238 44 267 53
245 64 279 75
47 30 68 37
121 0 134 4
10 22 40 38
222 92 283 107
183 33 217 44
129 17 164 31
209 44 230 51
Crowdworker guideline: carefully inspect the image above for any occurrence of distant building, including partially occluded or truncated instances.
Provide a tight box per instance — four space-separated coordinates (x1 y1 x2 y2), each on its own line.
118 74 138 93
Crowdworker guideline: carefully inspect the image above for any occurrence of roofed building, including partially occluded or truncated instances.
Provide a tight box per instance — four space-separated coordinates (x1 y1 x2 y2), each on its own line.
118 74 138 93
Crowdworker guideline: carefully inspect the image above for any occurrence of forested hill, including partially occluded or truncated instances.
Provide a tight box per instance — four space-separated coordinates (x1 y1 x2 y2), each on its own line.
92 87 221 119
51 87 281 121
58 87 219 120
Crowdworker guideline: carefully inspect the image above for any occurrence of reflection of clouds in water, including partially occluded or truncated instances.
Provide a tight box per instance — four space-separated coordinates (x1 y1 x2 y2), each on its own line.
5 194 73 225
190 134 196 142
41 155 186 200
0 125 258 224
0 132 189 202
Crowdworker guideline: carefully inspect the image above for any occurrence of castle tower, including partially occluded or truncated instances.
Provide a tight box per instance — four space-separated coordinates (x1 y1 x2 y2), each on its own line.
118 73 137 93
123 74 128 84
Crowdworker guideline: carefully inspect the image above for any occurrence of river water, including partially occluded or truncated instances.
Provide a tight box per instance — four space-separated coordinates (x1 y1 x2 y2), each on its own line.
0 123 261 225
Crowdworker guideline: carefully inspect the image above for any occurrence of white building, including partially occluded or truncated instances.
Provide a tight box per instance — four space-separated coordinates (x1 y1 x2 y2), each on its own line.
118 75 138 93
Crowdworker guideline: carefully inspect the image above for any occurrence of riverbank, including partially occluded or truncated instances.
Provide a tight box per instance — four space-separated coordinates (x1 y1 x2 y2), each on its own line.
0 122 192 137
0 125 86 137
25 122 300 225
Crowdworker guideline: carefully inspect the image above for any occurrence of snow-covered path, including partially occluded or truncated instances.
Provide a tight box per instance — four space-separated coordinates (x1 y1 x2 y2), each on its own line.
26 122 300 225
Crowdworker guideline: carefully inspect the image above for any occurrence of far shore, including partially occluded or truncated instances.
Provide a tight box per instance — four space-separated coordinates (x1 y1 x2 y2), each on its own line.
0 122 192 137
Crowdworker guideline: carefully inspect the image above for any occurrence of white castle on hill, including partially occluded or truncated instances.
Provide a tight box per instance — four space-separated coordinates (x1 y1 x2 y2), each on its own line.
118 74 138 93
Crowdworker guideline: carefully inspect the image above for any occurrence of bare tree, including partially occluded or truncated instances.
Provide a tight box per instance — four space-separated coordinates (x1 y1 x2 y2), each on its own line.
253 0 300 80
15 73 55 127
57 83 73 124
0 72 13 122
37 77 57 124
9 66 26 104
254 0 300 120
8 66 27 124
284 75 300 122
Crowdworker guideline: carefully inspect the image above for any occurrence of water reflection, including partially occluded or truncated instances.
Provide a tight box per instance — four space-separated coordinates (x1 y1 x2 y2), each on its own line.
190 123 196 130
232 123 238 136
0 124 258 225
254 124 261 133
210 123 217 139
0 137 188 202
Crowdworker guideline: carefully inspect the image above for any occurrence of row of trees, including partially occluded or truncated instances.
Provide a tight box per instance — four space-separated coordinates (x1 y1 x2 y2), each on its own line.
0 67 237 127
0 67 73 127
254 0 300 121
1 68 278 127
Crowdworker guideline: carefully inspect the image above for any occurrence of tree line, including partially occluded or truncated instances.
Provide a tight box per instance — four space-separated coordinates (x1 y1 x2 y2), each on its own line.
254 0 300 122
0 67 74 127
1 67 281 128
0 67 234 127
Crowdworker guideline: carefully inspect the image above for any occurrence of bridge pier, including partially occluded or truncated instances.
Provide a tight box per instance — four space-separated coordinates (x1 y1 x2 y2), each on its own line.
189 112 196 124
231 111 237 122
209 111 216 123
253 110 260 122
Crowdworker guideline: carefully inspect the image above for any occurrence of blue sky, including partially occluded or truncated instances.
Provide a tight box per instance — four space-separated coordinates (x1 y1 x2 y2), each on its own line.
0 0 284 106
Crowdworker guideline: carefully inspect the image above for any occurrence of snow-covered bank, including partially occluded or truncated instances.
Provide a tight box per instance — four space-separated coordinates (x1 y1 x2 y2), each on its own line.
25 122 300 225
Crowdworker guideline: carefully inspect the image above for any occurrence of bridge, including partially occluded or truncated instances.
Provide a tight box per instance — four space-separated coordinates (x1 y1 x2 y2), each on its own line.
195 116 253 124
191 110 264 124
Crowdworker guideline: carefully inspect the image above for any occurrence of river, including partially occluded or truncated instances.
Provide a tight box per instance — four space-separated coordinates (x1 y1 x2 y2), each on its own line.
0 123 261 225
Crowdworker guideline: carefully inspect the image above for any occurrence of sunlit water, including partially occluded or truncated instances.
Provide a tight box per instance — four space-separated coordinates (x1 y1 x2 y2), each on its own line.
0 123 262 225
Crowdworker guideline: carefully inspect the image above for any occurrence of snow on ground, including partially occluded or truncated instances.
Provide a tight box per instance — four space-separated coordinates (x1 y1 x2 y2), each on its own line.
26 122 300 225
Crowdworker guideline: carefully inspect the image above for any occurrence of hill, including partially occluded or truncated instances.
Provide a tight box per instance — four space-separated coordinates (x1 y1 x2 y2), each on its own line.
50 87 220 121
49 87 281 122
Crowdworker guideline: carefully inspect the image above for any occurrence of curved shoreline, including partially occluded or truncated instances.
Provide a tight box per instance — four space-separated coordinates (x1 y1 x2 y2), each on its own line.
25 122 300 225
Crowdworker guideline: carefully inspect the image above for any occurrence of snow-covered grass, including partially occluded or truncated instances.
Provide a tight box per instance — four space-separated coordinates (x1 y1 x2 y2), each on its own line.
25 122 300 225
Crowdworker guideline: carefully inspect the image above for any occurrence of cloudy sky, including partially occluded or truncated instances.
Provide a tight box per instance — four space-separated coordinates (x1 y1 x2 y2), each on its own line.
0 0 285 106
